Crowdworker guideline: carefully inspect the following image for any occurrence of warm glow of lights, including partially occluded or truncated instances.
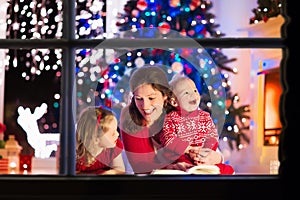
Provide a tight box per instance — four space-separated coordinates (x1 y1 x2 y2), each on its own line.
126 62 132 67
227 126 232 131
206 102 212 108
222 137 228 142
265 72 281 129
242 118 247 123
9 162 17 169
54 93 60 100
269 136 277 145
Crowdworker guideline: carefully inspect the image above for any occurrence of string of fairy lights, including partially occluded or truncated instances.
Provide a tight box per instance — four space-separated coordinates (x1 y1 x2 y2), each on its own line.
6 0 63 81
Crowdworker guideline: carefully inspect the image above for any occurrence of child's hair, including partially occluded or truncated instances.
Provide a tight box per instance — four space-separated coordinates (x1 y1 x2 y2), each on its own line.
76 106 116 161
169 73 191 91
167 74 193 107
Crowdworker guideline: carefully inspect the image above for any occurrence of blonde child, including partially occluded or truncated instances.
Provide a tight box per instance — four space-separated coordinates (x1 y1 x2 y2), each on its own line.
159 75 234 174
76 106 125 175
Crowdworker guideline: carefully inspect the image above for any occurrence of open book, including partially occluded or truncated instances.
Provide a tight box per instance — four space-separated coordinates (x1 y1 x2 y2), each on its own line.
151 165 220 175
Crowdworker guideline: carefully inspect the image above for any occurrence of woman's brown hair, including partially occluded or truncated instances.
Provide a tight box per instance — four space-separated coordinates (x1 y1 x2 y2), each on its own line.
120 65 174 133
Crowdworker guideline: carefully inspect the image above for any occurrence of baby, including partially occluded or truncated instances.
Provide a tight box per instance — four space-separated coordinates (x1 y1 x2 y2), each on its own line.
159 75 234 174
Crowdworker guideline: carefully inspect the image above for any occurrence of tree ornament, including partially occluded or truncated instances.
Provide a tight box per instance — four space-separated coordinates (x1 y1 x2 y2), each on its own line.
158 22 171 35
188 29 195 36
171 62 183 73
134 57 145 68
190 0 201 11
169 0 180 8
136 0 148 11
180 29 187 36
131 9 139 17
105 98 112 107
180 48 191 57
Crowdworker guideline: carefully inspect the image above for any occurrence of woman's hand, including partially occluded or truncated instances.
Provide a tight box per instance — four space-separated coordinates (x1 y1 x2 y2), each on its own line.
164 162 194 171
189 147 223 165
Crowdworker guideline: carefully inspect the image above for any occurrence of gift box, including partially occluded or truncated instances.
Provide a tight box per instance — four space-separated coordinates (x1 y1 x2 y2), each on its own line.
19 154 33 171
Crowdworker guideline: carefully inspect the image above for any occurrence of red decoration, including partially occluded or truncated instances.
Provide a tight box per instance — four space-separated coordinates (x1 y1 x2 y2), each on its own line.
152 49 164 55
0 123 6 133
180 29 187 36
114 58 120 63
190 0 201 11
185 67 192 74
225 99 231 107
136 0 148 11
131 9 139 17
180 48 191 58
169 0 180 8
263 16 269 22
0 158 8 172
188 29 195 36
158 22 171 35
19 154 33 171
105 98 112 108
170 52 175 59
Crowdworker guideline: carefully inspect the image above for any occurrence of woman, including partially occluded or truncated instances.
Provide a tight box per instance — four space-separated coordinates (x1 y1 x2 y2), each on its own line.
120 65 223 174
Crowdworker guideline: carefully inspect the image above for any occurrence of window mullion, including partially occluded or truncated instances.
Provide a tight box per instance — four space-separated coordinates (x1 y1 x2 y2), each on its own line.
60 0 76 176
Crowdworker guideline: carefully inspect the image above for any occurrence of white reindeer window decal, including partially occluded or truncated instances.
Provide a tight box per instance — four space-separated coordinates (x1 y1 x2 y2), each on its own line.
17 103 60 159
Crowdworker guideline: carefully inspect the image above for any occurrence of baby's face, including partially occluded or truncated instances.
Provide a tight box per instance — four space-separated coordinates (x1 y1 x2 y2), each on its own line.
173 78 201 112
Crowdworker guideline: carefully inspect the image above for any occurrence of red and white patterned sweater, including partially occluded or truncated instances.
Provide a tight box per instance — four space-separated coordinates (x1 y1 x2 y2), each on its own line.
160 107 219 151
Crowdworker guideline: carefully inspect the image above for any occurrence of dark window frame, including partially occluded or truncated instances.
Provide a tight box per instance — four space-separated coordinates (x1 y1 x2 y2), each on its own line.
0 0 294 199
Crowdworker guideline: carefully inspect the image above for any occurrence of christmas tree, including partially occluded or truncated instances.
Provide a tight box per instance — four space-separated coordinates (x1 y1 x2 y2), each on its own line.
75 0 107 118
77 0 250 150
250 0 283 24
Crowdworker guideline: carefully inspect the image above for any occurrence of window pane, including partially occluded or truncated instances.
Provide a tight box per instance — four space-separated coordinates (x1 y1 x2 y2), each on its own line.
74 47 282 175
110 0 284 39
0 0 286 177
76 48 114 117
2 1 284 40
215 48 281 174
6 0 63 39
3 48 61 175
76 0 106 39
